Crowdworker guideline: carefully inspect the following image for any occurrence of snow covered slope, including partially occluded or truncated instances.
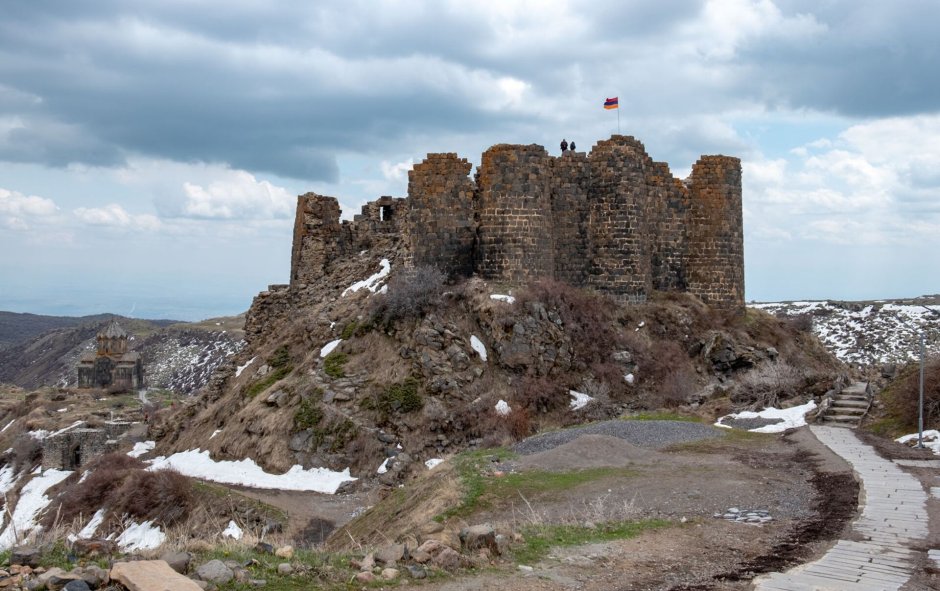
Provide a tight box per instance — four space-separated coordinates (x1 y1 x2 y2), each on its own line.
751 297 940 364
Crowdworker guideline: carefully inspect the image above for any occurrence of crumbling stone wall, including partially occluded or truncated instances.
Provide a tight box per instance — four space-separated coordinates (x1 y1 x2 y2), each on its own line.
686 156 745 309
284 135 744 312
42 427 110 470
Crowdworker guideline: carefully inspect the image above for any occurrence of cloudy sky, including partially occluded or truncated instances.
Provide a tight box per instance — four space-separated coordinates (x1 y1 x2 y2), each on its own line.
1 0 938 320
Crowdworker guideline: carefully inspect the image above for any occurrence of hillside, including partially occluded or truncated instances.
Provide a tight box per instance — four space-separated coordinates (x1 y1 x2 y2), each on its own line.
752 296 940 365
0 314 245 393
0 311 116 350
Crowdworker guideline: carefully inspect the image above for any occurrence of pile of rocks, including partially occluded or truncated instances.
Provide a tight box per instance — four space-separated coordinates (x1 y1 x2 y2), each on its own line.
350 522 516 582
714 507 773 525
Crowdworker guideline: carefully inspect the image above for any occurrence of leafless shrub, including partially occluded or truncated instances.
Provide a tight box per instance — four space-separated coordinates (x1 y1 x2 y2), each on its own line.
10 434 41 471
732 362 806 410
655 368 698 408
778 312 813 333
515 279 621 365
516 375 568 414
884 355 940 430
43 454 192 528
370 265 447 326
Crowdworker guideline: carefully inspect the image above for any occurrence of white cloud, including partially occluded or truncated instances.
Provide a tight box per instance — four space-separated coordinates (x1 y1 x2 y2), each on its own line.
74 204 161 231
179 171 294 219
380 158 414 182
0 187 59 230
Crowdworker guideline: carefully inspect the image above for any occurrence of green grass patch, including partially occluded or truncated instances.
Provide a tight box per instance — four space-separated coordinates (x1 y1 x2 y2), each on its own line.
293 397 324 432
323 352 348 378
437 447 516 521
866 416 908 438
379 378 423 413
436 451 633 522
245 365 292 398
624 412 701 422
269 346 290 369
340 321 359 340
513 519 672 564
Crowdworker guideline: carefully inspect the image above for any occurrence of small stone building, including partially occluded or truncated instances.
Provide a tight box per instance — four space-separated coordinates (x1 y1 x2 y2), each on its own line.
41 420 135 470
77 320 144 390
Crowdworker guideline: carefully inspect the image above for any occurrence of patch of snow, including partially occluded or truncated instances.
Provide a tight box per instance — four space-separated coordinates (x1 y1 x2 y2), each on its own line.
495 400 511 416
624 373 635 385
0 468 72 550
897 430 940 455
377 458 391 474
638 321 645 328
470 335 487 362
378 284 388 294
490 294 515 304
148 449 356 494
235 356 257 378
127 441 156 458
222 520 243 540
342 258 391 297
74 508 106 540
57 408 68 413
1 419 14 433
117 520 166 551
320 339 343 358
569 390 593 411
714 401 817 433
209 429 222 440
28 430 50 441
0 465 16 496
425 458 444 470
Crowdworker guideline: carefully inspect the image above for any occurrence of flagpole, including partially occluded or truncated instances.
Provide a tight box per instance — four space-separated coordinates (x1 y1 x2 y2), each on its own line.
617 102 621 135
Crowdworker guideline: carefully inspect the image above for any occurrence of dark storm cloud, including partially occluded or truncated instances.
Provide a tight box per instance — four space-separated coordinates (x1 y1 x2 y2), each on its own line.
1 0 938 181
734 1 940 117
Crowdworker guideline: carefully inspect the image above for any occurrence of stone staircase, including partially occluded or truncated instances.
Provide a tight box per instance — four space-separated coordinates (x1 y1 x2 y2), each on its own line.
817 382 872 428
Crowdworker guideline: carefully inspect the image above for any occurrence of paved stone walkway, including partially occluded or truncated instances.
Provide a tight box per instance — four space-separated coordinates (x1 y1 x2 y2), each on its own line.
754 425 929 591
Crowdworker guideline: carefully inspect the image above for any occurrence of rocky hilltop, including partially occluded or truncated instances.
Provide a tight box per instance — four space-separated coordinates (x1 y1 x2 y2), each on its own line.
154 137 841 484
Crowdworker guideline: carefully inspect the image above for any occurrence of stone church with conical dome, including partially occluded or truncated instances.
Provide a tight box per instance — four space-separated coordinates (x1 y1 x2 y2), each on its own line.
76 319 144 390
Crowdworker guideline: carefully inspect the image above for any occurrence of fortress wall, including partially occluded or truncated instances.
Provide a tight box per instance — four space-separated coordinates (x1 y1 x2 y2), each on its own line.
290 194 344 287
407 153 476 277
686 156 745 309
647 162 691 292
550 152 592 285
476 145 556 282
586 136 653 301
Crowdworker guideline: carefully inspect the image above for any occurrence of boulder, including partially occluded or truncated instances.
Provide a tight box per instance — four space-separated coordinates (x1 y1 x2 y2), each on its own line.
381 568 400 581
276 563 292 576
111 560 205 591
10 546 41 568
159 551 192 574
194 559 234 584
431 547 461 572
254 542 275 554
460 524 497 553
71 538 118 558
374 543 404 565
62 581 91 591
355 572 375 583
79 564 109 588
406 564 427 579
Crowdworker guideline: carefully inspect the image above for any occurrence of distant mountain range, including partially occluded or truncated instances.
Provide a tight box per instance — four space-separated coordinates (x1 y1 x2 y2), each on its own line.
0 311 244 392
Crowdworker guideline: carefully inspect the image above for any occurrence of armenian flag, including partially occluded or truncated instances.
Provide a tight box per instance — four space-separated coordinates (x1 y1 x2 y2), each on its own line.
604 97 619 110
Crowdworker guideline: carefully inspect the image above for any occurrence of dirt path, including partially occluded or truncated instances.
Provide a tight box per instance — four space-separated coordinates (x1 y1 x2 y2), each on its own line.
408 425 857 591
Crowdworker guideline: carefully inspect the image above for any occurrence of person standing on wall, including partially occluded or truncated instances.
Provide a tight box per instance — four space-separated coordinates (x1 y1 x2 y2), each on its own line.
560 138 568 152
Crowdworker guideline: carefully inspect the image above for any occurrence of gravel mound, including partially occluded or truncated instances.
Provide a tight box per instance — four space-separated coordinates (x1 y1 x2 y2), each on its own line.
513 434 658 471
513 420 723 455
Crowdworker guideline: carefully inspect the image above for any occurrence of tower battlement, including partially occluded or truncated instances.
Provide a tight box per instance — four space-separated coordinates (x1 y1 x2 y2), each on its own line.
288 135 744 309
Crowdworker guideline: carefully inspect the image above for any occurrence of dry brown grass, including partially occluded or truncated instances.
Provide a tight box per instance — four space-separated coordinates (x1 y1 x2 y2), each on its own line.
882 355 940 430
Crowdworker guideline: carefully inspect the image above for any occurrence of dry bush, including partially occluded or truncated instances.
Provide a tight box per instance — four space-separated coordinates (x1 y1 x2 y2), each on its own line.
883 355 940 430
516 375 568 414
731 362 806 409
515 279 621 365
44 454 192 528
113 469 193 526
10 433 41 471
656 368 698 408
780 312 814 333
370 265 447 326
478 407 533 447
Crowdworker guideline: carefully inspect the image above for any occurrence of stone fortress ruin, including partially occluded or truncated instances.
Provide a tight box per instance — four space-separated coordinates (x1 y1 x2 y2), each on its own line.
285 134 743 314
